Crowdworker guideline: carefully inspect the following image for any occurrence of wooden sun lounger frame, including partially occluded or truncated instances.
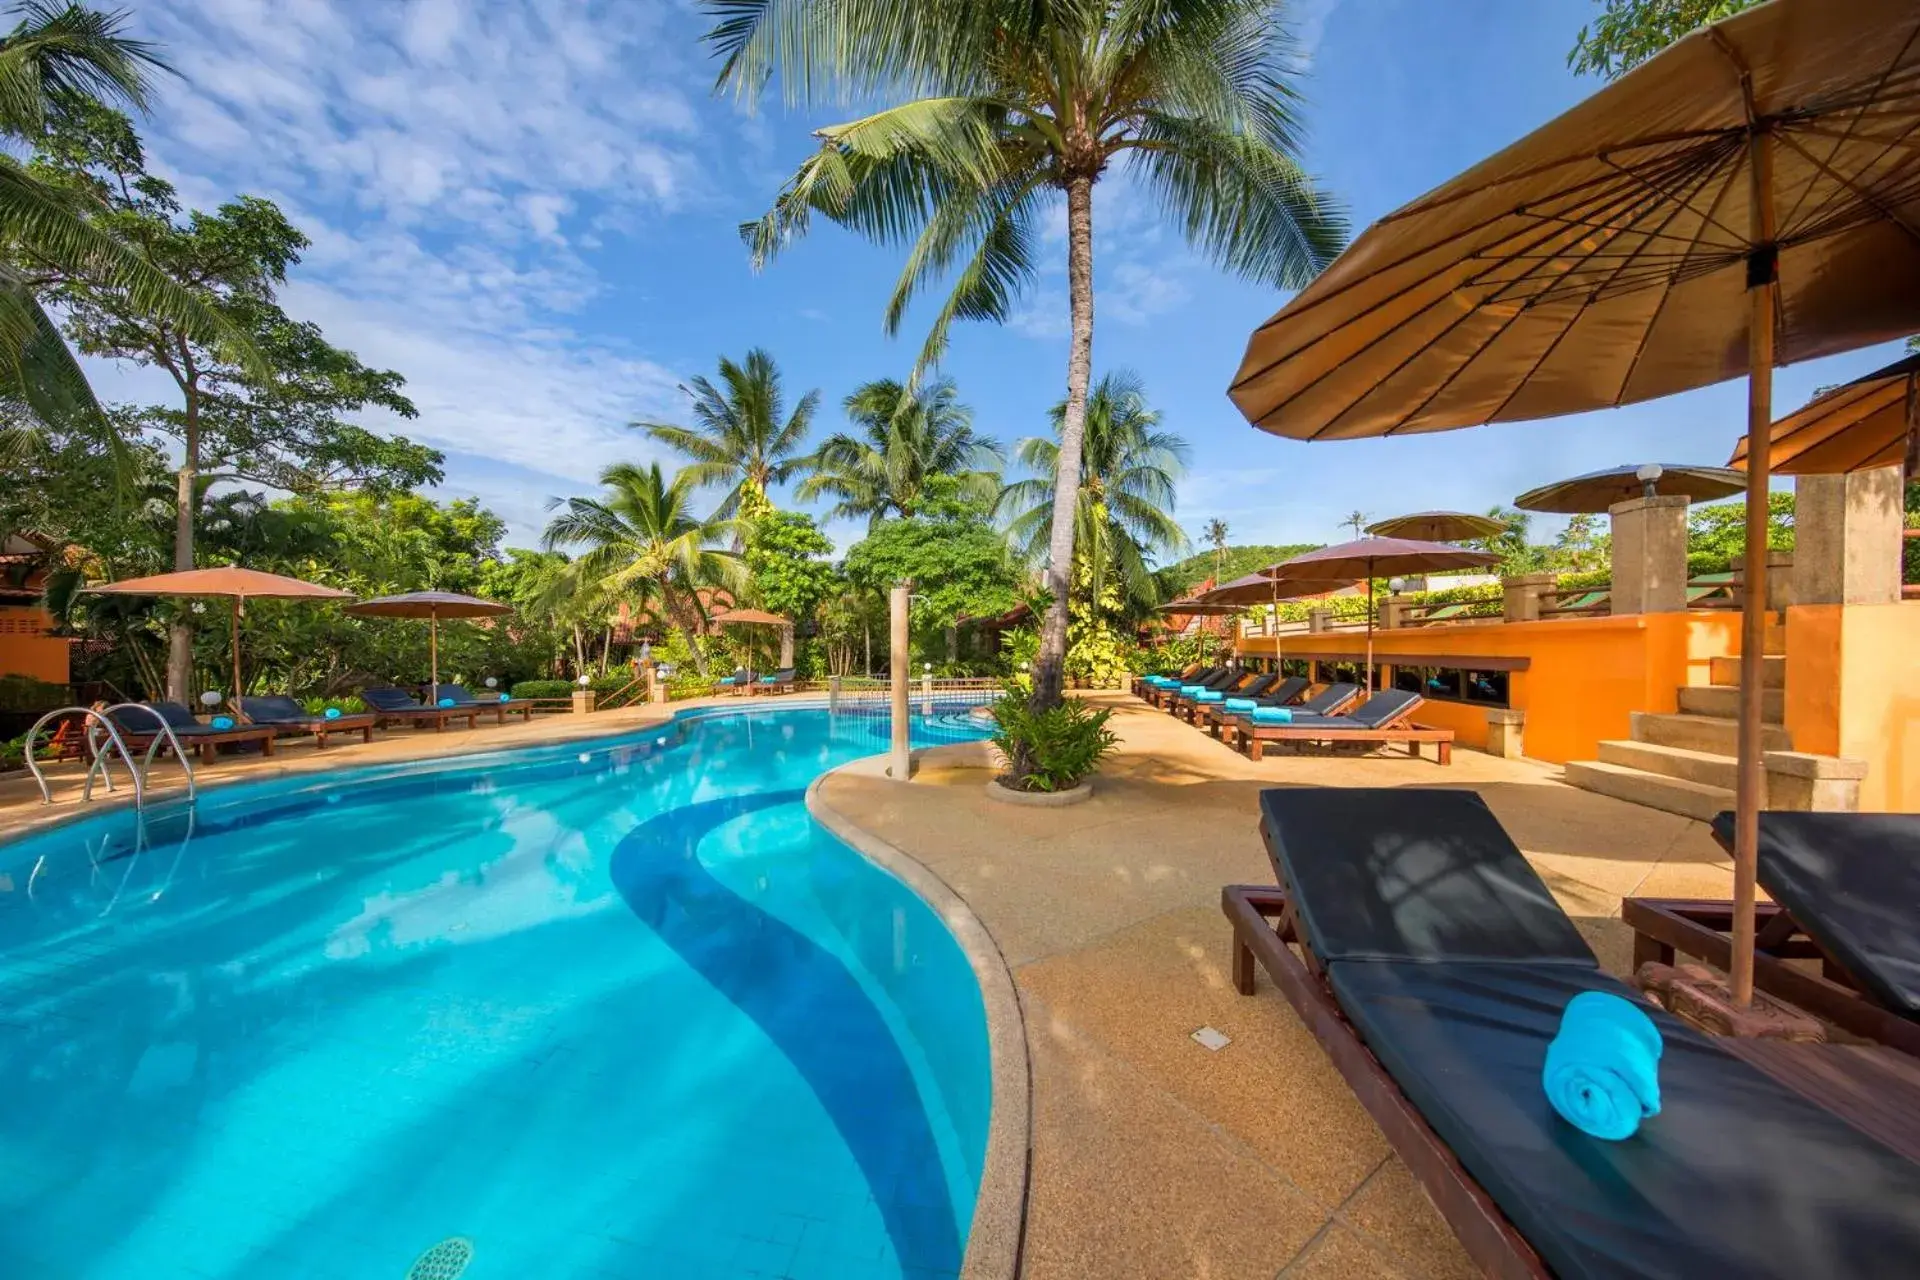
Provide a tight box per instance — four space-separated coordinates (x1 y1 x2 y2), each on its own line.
1223 879 1550 1279
113 725 280 764
1215 692 1452 763
369 705 481 732
265 713 377 748
1622 897 1920 1057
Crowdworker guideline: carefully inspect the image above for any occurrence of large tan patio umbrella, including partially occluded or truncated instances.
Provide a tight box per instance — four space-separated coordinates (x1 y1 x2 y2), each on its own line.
345 591 513 700
1365 511 1507 542
1226 0 1920 1005
1267 538 1498 691
88 567 353 718
1729 351 1920 476
1514 463 1747 513
716 607 792 672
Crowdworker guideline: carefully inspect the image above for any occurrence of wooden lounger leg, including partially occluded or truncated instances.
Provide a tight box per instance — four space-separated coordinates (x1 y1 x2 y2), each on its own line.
1632 930 1674 971
1248 738 1265 762
1233 930 1257 995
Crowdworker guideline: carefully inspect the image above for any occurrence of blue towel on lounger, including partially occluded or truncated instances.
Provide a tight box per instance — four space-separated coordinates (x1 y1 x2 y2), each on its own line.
1195 690 1224 702
1542 991 1662 1140
1224 697 1258 712
1179 684 1208 695
1250 707 1293 724
1147 676 1176 687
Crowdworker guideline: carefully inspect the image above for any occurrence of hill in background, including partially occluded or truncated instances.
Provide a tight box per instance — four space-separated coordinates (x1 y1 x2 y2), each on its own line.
1157 543 1324 596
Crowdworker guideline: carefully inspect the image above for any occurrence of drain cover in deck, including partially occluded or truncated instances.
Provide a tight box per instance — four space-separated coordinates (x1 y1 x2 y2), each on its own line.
406 1237 473 1280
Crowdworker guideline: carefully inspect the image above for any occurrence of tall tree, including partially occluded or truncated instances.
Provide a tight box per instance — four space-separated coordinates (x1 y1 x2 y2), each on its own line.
997 371 1187 612
798 377 1002 525
0 3 249 460
1567 1 1758 79
541 462 743 676
29 103 435 699
635 347 818 523
1204 517 1231 583
1341 510 1370 539
706 0 1345 722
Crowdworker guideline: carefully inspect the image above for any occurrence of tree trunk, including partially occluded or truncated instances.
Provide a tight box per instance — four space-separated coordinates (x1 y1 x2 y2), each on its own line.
165 407 199 703
1030 173 1096 713
863 623 871 676
665 590 710 676
572 622 586 675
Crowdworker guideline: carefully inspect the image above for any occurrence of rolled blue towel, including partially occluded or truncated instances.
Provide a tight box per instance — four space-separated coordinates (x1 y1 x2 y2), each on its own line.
1542 991 1662 1140
1195 690 1224 703
1179 684 1208 695
1250 706 1294 724
1224 697 1258 712
1146 676 1174 687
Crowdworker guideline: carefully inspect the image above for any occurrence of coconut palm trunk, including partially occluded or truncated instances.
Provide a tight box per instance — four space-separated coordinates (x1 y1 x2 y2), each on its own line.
1032 175 1097 710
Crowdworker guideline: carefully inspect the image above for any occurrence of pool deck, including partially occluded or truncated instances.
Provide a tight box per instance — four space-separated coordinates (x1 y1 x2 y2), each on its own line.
0 690 1742 1278
813 691 1741 1280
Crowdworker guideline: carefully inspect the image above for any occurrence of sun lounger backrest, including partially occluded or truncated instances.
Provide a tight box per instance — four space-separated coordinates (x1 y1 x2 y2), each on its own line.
238 695 309 722
1238 672 1278 699
1296 682 1359 714
361 686 423 711
1345 689 1421 728
1259 787 1598 967
1711 811 1920 1017
1265 676 1309 705
428 684 476 703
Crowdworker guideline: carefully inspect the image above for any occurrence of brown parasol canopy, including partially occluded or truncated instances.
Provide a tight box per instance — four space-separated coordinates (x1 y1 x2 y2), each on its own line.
1226 0 1920 1006
345 591 513 698
1365 511 1507 542
714 608 791 627
1514 463 1747 514
1269 538 1499 691
1730 351 1920 476
89 567 352 718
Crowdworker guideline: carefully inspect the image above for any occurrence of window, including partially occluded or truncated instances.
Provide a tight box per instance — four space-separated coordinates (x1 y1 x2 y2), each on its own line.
1386 664 1509 708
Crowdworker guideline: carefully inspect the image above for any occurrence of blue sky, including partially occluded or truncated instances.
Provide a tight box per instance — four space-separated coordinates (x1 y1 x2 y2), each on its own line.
94 0 1909 556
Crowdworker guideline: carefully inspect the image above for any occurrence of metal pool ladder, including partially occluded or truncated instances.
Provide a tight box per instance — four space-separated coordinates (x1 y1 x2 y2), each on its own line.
22 705 197 809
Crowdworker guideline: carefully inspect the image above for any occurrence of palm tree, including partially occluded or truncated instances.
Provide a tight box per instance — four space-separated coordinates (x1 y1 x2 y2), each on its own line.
706 0 1345 711
0 3 251 459
541 462 743 676
635 348 818 523
1341 511 1371 539
797 377 1002 525
997 372 1188 612
1204 517 1231 583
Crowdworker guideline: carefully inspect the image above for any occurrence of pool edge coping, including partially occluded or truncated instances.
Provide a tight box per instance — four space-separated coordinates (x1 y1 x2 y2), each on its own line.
807 747 1031 1280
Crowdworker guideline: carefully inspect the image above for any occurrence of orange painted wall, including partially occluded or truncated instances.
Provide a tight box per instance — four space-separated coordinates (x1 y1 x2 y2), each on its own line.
1238 612 1743 764
1787 601 1920 812
0 606 70 684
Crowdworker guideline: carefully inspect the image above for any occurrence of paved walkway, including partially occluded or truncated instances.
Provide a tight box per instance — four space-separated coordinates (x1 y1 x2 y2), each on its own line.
815 692 1739 1280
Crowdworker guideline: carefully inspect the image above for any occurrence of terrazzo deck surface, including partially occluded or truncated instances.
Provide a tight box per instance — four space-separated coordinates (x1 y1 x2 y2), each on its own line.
813 691 1740 1280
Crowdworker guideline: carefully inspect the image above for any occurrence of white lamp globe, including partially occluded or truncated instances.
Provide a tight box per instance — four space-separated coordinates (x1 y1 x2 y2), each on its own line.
577 675 591 687
199 690 222 708
484 676 498 689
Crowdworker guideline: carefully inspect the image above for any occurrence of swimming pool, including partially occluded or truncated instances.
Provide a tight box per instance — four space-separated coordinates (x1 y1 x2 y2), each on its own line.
0 703 994 1279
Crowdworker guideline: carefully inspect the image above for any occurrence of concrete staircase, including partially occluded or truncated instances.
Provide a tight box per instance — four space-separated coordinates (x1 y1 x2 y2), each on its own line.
1565 653 1787 820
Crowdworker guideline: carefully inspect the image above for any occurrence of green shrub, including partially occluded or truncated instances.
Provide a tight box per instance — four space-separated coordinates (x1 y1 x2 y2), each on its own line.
989 689 1119 793
511 679 575 700
1555 568 1612 593
300 695 367 715
0 734 25 771
0 675 67 712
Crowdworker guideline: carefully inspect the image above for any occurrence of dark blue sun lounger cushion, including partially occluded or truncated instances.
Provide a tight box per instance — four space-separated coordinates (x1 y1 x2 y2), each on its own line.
1710 811 1920 1018
1283 688 1423 730
1329 958 1920 1279
1258 787 1597 967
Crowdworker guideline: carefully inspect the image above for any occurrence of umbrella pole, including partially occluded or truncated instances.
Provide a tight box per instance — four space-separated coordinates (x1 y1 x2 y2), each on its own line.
1365 575 1376 693
231 596 244 722
1731 127 1779 1009
430 610 440 701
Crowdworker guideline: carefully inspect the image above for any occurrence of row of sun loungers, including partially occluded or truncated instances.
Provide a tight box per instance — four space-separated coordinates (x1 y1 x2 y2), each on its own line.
1133 663 1454 764
712 667 798 696
1224 789 1920 1278
101 683 542 765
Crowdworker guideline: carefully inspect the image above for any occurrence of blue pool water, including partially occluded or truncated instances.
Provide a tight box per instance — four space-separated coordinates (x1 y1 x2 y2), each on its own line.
0 703 994 1279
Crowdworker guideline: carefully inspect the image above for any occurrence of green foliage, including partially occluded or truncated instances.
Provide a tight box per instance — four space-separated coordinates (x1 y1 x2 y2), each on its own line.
1685 492 1794 573
742 496 836 625
0 734 24 771
1568 1 1758 79
840 501 1020 640
1555 568 1614 593
798 378 1002 525
989 690 1119 793
1146 631 1224 673
0 674 66 710
299 695 366 715
510 679 576 701
636 349 817 519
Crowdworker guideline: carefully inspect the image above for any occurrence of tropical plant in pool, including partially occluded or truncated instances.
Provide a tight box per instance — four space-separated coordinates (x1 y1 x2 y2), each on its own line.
987 687 1118 794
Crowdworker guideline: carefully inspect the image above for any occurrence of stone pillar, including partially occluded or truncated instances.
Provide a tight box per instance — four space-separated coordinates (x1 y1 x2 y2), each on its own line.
570 688 597 715
1307 607 1333 633
645 663 664 704
827 674 842 714
921 670 934 716
1485 708 1525 759
1765 549 1794 612
1380 594 1411 629
1792 467 1903 605
1608 494 1690 614
1502 571 1556 622
1763 751 1867 811
779 623 795 669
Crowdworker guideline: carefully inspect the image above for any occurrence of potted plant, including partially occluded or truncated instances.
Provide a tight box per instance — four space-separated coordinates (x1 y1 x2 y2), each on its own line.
985 685 1118 806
